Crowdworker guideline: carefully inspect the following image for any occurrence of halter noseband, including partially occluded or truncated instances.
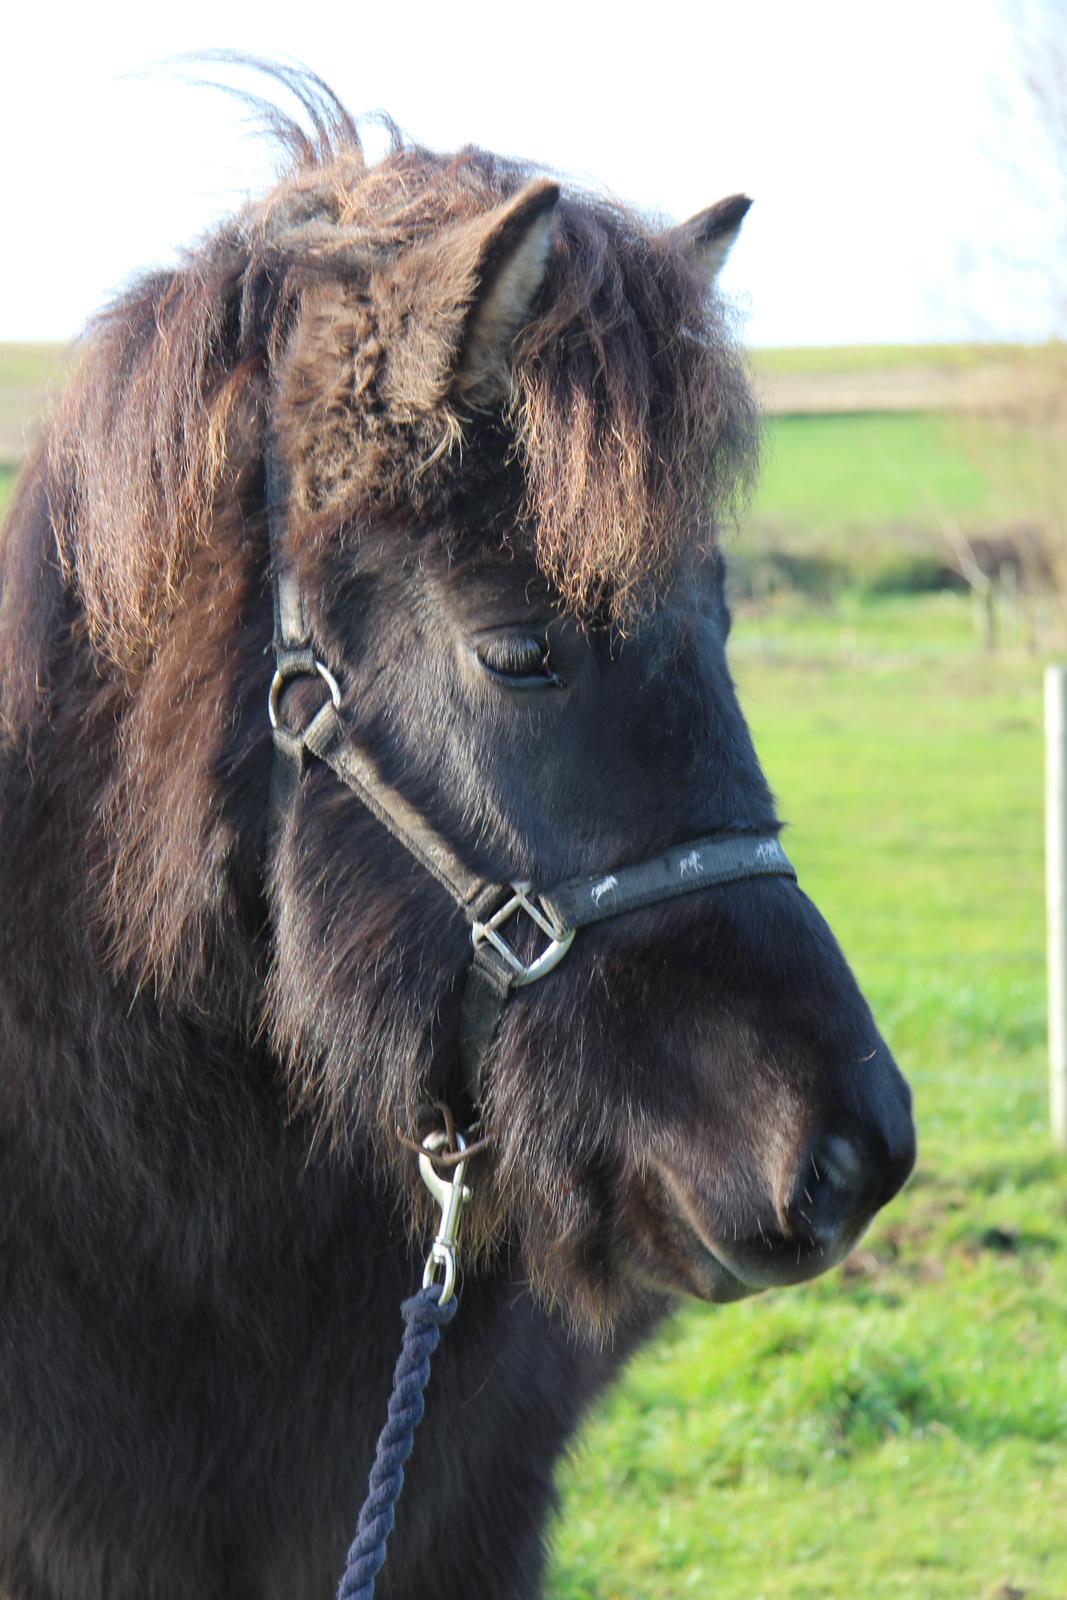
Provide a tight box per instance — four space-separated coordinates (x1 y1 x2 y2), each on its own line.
264 450 797 1105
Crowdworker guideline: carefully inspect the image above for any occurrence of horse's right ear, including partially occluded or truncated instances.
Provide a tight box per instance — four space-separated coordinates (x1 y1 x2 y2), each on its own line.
380 179 560 412
669 194 752 282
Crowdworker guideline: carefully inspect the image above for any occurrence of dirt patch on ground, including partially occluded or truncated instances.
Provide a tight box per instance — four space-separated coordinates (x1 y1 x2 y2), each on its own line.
755 357 1059 416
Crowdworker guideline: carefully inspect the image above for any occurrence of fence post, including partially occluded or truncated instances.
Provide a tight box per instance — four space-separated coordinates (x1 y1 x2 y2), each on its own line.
1045 665 1067 1150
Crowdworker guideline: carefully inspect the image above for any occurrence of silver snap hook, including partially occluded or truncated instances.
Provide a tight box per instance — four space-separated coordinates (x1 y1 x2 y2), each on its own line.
418 1130 472 1306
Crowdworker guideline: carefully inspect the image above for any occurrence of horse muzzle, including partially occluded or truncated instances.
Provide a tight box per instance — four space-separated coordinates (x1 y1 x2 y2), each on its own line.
636 1095 916 1302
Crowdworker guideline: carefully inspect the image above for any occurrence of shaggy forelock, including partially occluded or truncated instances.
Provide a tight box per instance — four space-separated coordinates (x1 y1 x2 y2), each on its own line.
510 198 757 621
41 76 757 668
262 141 759 623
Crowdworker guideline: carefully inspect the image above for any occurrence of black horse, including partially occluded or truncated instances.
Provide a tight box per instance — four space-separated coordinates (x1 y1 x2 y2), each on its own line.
0 76 914 1599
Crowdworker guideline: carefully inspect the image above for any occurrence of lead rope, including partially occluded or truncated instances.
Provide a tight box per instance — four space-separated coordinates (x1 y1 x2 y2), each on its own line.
335 1132 472 1600
335 1285 457 1600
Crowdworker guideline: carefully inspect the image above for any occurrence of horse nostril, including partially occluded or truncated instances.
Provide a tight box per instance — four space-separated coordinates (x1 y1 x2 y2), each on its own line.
785 1133 879 1248
816 1133 868 1194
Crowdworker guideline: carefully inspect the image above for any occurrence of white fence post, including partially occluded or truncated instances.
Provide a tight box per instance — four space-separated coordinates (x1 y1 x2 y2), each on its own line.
1045 665 1067 1150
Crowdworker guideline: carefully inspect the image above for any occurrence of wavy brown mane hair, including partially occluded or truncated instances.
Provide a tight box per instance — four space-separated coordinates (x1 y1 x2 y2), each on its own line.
25 72 755 684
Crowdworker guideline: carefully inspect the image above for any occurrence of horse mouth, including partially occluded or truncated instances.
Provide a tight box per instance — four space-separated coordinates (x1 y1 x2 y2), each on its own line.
635 1233 757 1304
631 1160 862 1304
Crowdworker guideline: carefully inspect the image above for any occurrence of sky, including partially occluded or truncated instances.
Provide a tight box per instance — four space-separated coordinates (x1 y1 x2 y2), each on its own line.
2 0 1063 347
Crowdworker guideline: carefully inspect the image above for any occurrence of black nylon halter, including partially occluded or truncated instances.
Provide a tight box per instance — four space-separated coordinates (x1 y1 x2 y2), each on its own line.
264 450 798 1104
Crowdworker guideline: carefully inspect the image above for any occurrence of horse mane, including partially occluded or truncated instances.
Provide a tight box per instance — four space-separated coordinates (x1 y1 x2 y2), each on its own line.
16 68 756 690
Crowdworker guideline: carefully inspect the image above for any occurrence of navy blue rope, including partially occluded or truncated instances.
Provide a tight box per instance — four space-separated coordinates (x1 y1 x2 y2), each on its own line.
336 1283 459 1600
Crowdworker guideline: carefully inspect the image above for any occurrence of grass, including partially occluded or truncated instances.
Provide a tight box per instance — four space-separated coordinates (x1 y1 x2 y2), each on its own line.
727 410 1060 603
0 341 67 388
0 341 66 464
547 593 1066 1599
752 413 1028 532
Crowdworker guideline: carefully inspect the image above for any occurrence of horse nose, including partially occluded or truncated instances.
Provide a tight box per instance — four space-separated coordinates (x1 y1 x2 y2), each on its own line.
784 1122 915 1249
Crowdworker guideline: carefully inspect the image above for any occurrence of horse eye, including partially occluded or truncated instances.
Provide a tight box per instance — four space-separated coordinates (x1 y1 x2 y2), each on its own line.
475 633 558 688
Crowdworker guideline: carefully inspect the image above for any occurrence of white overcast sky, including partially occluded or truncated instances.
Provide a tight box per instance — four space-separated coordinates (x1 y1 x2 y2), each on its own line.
1 0 1063 347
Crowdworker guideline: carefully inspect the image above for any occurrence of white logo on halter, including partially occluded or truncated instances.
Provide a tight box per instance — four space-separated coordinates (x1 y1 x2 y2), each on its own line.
591 875 619 906
755 841 783 864
679 850 703 878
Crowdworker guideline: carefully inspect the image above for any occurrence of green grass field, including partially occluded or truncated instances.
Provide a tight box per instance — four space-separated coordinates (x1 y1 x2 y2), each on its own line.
735 408 1059 606
548 593 1064 1599
754 412 1045 532
0 341 66 465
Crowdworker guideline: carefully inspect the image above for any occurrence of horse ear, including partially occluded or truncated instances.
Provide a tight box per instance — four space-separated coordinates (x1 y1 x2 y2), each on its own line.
670 194 752 282
380 179 560 413
451 179 561 403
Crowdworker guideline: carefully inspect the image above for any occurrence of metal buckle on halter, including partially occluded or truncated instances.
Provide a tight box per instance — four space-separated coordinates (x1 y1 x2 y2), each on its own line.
471 882 575 987
267 658 341 735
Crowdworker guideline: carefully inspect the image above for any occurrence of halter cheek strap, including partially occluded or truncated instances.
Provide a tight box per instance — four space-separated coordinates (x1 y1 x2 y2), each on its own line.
265 451 797 1104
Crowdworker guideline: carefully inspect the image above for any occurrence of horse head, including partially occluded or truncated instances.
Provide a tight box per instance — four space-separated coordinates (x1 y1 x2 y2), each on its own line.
34 100 914 1338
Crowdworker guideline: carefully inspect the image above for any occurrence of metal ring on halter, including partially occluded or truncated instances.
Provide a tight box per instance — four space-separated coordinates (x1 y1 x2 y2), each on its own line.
267 659 341 732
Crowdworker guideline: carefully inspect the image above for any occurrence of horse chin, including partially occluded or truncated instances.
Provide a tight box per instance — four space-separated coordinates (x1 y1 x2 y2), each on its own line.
630 1237 759 1305
622 1176 760 1305
625 1160 861 1306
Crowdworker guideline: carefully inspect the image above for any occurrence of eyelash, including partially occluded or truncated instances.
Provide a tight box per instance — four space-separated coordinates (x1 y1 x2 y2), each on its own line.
475 634 559 688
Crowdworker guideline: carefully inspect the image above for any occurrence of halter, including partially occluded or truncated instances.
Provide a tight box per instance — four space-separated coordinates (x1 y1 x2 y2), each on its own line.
264 447 798 1113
